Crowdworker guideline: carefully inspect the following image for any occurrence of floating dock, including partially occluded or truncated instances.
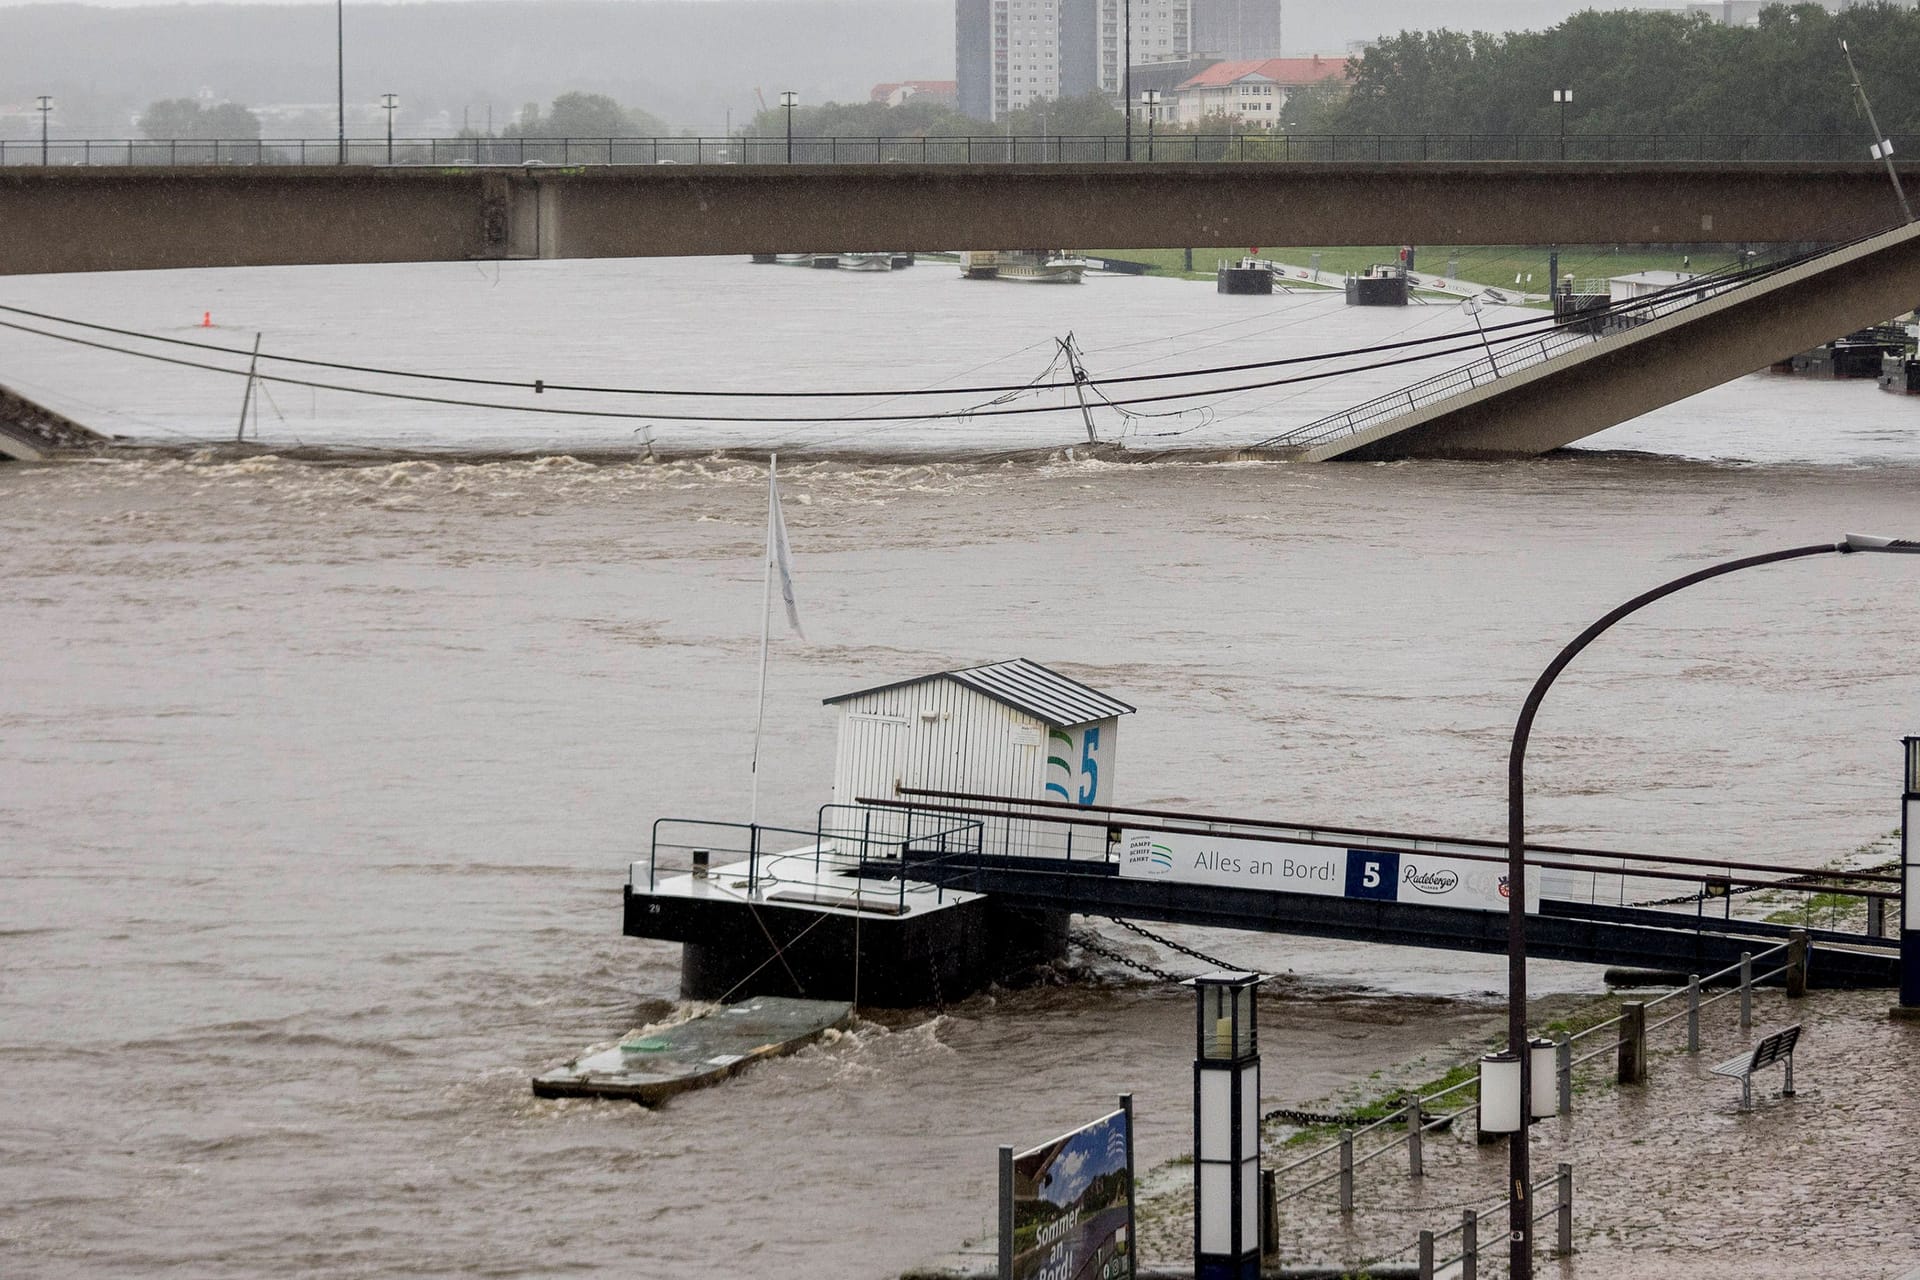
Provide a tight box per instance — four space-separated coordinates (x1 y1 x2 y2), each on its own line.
531 996 852 1102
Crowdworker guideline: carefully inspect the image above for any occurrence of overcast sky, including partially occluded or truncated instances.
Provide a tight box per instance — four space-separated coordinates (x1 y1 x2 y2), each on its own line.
0 0 1696 20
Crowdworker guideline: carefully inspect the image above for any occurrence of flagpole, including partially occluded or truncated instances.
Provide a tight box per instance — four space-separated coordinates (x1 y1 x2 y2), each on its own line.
750 454 777 827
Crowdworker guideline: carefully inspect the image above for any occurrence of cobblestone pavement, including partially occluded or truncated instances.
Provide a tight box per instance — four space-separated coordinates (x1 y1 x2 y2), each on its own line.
1134 988 1920 1278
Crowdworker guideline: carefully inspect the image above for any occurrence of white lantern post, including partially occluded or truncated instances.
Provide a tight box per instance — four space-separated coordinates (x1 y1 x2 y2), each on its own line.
1190 971 1262 1280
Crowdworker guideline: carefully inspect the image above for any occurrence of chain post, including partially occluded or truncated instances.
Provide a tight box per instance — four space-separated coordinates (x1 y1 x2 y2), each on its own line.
1339 1130 1354 1214
1687 974 1701 1053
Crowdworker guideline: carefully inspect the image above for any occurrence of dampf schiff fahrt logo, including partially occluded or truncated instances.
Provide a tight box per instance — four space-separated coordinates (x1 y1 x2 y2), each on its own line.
1122 831 1174 875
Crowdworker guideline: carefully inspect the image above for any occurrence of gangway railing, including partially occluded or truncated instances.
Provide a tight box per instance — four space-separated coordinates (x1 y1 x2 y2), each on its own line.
642 812 981 916
872 786 1900 932
1252 234 1861 452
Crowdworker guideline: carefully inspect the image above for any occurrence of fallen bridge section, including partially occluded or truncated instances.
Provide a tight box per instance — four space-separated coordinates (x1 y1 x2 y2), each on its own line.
0 380 106 460
1293 217 1920 460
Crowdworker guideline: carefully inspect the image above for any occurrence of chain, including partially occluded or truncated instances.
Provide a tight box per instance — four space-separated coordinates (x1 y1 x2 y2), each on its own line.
1069 929 1190 984
1069 921 1363 1127
1105 917 1254 973
1262 1105 1372 1127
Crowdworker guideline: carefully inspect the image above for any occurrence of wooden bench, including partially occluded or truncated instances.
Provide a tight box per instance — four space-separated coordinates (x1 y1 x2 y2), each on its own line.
1710 1024 1801 1112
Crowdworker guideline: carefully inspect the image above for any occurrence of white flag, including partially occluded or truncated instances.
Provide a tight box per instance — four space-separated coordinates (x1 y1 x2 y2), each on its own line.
768 460 803 638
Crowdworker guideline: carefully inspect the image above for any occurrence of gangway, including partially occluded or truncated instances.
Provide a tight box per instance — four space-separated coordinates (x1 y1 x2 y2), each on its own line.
1251 217 1920 461
853 787 1900 988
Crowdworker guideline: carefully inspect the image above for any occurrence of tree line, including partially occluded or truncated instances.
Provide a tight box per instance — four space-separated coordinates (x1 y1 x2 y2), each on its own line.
1319 2 1920 137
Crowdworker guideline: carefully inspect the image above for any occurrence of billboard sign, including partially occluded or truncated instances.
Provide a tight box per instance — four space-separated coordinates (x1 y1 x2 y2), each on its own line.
1118 829 1538 914
1003 1104 1135 1280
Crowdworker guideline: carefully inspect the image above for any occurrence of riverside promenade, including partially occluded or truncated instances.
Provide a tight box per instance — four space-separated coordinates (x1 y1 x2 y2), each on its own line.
1123 986 1918 1277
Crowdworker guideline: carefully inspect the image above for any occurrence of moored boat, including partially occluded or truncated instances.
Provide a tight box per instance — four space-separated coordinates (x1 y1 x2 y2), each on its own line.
960 250 1088 283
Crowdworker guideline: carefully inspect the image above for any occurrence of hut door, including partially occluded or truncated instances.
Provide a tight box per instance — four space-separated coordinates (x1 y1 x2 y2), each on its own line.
841 713 909 813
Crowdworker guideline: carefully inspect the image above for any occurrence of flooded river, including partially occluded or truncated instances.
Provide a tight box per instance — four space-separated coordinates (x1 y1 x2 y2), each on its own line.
3 260 1919 1277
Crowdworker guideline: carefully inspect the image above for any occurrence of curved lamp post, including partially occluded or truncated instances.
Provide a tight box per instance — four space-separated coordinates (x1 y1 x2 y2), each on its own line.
1500 532 1919 1278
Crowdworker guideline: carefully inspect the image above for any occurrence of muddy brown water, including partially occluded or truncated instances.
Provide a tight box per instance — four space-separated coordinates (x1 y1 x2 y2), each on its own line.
3 451 1916 1277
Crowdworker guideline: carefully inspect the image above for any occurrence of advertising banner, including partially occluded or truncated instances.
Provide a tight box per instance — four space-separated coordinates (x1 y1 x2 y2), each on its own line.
1004 1106 1134 1280
1118 829 1538 914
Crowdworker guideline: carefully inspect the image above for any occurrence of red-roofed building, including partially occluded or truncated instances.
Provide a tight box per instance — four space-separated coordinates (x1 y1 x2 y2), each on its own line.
870 81 959 109
1170 55 1348 125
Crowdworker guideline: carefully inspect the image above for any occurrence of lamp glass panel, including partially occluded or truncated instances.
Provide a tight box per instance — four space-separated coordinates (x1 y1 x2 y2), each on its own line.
1479 1054 1522 1134
1239 1158 1259 1252
1199 1067 1231 1159
1234 985 1255 1057
1199 1162 1231 1253
1238 1063 1259 1150
1530 1039 1557 1119
1906 737 1919 794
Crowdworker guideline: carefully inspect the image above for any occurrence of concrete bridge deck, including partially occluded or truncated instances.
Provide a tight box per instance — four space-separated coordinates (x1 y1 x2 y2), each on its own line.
1275 218 1920 460
3 162 1918 277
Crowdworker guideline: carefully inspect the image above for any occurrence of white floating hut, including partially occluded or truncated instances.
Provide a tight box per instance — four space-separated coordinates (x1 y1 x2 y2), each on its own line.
824 658 1134 857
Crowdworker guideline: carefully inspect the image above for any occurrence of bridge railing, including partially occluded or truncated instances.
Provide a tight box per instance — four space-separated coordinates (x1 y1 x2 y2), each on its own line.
6 131 1920 168
1256 237 1844 452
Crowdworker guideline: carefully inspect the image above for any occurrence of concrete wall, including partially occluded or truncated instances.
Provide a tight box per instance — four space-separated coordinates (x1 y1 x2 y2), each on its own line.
5 162 1920 277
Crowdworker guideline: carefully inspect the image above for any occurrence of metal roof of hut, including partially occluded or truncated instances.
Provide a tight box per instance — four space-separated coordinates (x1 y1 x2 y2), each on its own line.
824 658 1134 728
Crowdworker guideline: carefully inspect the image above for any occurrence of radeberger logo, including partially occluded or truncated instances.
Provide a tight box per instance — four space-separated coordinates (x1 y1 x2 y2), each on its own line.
1402 866 1460 895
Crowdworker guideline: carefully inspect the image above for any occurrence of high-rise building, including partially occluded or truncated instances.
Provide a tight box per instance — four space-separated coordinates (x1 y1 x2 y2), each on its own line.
1098 0 1193 97
957 0 1194 121
1191 0 1283 61
956 0 995 120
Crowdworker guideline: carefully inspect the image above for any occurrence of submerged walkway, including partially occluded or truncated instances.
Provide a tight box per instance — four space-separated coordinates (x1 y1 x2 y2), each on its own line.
1152 987 1919 1276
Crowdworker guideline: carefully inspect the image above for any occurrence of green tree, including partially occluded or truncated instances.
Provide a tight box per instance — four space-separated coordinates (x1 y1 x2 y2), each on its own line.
503 92 668 137
138 98 261 140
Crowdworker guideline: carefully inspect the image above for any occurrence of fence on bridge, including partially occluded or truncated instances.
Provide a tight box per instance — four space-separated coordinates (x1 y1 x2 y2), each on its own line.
5 131 1920 168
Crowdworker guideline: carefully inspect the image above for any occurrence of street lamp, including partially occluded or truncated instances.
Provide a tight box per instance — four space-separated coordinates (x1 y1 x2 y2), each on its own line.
381 93 398 163
1141 89 1162 162
35 95 51 166
1842 39 1915 224
337 0 346 165
1552 88 1571 160
1123 0 1133 161
779 91 798 163
1498 532 1919 1279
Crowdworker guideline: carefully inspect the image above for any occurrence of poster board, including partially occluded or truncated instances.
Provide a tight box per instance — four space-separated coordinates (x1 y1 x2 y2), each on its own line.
1000 1099 1135 1280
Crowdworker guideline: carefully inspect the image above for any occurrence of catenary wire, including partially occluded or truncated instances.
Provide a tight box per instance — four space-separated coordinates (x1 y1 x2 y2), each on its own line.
0 296 1590 400
0 314 1579 425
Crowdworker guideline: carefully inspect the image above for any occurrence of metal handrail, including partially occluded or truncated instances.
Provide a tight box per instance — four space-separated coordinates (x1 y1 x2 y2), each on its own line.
1258 233 1871 452
13 130 1920 168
